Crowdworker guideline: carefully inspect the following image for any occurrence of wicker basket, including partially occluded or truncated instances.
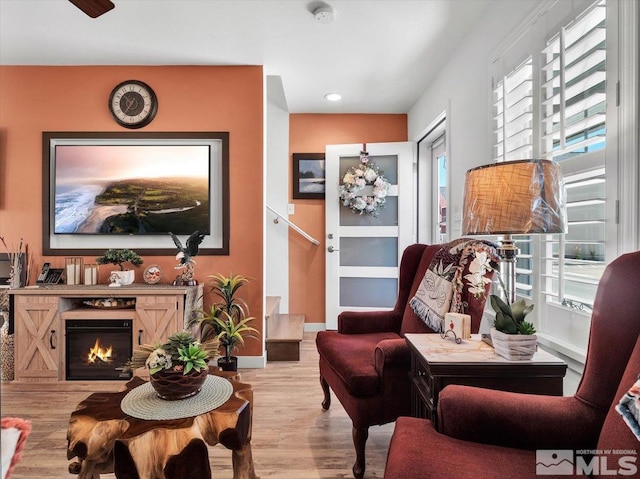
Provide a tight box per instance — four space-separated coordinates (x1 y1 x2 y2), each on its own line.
490 328 537 361
149 368 208 400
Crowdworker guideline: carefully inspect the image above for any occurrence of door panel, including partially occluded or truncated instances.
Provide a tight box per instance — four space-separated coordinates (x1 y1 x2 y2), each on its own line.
325 142 415 329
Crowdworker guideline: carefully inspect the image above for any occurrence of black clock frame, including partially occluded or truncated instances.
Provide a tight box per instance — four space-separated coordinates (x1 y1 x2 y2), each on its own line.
108 79 158 129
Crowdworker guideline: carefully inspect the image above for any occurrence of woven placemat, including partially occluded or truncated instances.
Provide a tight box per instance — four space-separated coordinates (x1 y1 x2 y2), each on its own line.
121 375 233 420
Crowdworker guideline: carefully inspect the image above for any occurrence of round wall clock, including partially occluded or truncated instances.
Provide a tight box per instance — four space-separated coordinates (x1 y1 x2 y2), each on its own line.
108 79 158 129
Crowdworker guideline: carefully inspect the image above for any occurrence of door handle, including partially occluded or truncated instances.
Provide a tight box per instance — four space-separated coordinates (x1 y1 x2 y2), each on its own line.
49 330 56 349
328 246 340 253
138 329 144 345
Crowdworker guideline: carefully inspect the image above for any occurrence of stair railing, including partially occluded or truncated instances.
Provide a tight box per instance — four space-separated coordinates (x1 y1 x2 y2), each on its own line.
266 205 320 245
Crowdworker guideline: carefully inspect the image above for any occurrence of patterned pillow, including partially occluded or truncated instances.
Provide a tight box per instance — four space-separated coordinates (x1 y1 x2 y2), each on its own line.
409 239 498 332
616 375 640 440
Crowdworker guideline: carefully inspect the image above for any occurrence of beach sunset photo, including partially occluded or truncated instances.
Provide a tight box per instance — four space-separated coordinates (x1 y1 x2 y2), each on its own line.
54 144 211 235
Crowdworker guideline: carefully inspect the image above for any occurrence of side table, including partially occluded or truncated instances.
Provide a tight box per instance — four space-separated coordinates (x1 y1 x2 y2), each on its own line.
67 369 259 479
406 333 567 427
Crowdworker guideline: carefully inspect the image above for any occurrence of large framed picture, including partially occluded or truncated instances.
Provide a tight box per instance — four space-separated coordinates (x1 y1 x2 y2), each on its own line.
292 153 325 200
42 131 230 255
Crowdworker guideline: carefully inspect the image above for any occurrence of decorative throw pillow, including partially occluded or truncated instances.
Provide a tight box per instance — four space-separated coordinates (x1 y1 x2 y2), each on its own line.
409 239 499 332
616 375 640 440
1 417 31 479
409 262 456 332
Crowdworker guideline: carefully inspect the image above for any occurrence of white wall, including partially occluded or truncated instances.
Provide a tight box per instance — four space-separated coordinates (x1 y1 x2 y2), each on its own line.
408 0 540 238
265 75 290 313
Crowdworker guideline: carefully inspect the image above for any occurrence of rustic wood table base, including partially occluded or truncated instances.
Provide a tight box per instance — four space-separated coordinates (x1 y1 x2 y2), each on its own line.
67 370 259 479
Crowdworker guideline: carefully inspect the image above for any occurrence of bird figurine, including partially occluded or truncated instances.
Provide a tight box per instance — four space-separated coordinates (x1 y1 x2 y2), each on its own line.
170 230 206 268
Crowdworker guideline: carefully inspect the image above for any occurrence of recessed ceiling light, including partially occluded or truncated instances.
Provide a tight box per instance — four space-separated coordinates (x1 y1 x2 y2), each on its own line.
324 93 342 102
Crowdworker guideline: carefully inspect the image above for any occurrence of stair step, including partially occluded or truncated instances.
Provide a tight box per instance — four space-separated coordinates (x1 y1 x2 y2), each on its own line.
266 314 304 361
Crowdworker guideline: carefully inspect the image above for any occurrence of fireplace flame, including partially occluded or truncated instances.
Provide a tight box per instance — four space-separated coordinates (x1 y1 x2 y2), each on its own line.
87 338 113 364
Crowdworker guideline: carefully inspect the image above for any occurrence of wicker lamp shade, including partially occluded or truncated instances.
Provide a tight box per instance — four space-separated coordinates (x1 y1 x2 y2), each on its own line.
462 159 567 236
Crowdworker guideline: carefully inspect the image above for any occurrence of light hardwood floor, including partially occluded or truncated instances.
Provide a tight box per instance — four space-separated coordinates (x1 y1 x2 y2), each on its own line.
0 332 394 479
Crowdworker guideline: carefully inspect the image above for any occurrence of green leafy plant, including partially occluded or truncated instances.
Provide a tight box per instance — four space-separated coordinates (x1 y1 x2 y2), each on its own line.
490 295 536 335
96 248 143 271
213 311 259 362
192 273 259 360
126 331 219 376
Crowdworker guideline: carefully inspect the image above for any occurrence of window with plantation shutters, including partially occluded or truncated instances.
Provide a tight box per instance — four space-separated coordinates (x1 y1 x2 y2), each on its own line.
539 0 606 313
485 0 634 363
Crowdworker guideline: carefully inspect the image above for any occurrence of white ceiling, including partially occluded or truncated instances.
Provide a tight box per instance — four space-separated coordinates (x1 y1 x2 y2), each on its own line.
0 0 492 113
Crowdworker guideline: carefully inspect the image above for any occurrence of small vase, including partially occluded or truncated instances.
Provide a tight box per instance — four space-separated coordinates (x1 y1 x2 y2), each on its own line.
490 328 537 361
149 368 208 400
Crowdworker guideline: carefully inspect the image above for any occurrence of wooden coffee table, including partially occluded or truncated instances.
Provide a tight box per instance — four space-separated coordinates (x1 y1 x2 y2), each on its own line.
67 369 259 479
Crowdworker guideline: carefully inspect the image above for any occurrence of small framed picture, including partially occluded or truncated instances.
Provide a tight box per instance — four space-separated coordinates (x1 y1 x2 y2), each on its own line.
293 153 325 199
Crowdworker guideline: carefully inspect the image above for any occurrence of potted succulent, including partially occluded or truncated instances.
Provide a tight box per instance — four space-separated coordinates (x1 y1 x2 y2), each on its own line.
126 331 220 400
192 273 259 371
489 287 537 360
96 248 143 286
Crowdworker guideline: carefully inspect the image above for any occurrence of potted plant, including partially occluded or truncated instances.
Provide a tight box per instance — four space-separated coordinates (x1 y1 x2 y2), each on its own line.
126 331 220 400
192 273 259 371
213 312 259 371
464 250 536 360
96 248 143 286
489 295 537 360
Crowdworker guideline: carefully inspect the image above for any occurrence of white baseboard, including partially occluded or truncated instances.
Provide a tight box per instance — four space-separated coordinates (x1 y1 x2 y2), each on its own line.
236 355 266 369
304 323 326 332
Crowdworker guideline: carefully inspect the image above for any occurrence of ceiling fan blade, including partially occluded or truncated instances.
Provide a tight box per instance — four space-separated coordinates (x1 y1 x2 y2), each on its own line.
68 0 115 18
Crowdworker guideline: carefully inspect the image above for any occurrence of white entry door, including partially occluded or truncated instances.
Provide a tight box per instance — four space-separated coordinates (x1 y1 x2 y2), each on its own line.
325 142 415 330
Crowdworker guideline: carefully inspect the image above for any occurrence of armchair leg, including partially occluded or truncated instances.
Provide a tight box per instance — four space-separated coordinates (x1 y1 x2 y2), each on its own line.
352 426 368 479
320 375 331 410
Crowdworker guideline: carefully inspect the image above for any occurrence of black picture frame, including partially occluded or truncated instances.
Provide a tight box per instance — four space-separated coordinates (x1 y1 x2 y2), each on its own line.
42 131 230 256
292 153 325 200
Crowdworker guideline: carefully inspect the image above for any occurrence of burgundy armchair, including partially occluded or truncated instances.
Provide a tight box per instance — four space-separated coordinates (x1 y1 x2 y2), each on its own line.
384 250 640 479
316 240 496 478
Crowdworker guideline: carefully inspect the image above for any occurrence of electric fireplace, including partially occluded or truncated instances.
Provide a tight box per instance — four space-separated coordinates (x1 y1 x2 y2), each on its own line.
65 319 133 380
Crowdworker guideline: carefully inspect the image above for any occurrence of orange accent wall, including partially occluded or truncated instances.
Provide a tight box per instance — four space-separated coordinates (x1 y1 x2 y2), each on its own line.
0 65 264 356
288 114 408 325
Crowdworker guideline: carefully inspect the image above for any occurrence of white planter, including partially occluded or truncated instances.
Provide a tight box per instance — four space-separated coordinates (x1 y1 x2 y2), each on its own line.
490 328 537 361
109 270 135 286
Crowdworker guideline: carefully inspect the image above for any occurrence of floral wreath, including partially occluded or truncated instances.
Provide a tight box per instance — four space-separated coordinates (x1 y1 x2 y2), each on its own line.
339 150 391 217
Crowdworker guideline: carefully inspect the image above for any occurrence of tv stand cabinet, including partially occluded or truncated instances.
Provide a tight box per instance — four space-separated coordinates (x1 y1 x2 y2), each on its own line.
9 284 202 382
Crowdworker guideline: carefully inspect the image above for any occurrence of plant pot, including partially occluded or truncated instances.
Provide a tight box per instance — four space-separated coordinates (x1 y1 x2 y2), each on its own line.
217 356 238 372
490 328 537 361
110 270 135 286
149 368 208 400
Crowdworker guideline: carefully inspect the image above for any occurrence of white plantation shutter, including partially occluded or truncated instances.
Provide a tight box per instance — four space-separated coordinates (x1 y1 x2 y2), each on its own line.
493 57 533 163
492 58 534 300
539 0 607 313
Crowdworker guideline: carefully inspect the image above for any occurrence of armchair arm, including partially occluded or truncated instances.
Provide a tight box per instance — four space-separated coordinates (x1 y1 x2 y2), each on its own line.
437 385 606 450
374 338 410 376
337 310 403 335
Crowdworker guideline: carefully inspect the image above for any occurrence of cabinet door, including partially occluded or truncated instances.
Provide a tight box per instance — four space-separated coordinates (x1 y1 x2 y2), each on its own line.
135 295 183 346
14 296 60 381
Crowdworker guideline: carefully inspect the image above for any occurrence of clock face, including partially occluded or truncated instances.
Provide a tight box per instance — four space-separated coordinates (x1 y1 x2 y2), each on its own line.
109 80 158 129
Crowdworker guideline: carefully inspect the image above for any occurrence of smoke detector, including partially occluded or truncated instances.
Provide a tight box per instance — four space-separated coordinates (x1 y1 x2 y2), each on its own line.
313 5 335 24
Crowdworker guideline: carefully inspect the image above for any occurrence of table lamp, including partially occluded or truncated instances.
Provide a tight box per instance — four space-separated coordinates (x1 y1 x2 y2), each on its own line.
462 159 567 304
